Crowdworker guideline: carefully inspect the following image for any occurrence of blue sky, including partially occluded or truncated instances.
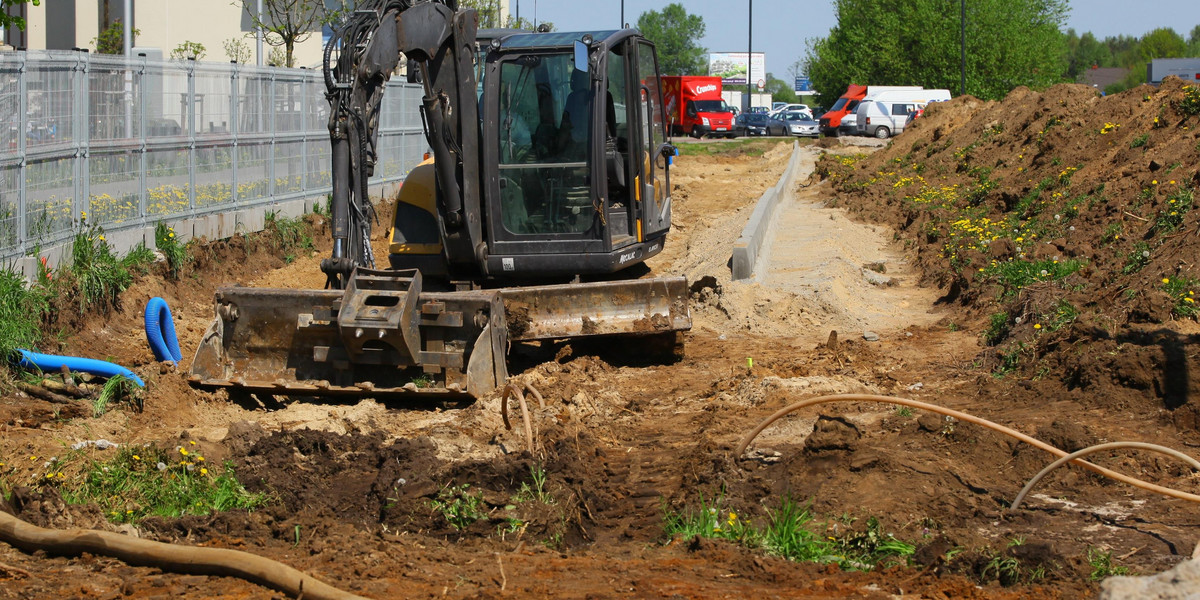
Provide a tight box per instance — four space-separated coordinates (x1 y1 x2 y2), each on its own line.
510 0 1199 81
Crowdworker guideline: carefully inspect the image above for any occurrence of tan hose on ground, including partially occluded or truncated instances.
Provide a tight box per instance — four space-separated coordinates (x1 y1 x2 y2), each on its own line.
501 382 536 454
1010 441 1200 511
0 510 369 600
735 394 1200 505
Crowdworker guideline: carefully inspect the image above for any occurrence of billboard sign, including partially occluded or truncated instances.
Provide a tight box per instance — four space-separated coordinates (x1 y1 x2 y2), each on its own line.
708 52 765 86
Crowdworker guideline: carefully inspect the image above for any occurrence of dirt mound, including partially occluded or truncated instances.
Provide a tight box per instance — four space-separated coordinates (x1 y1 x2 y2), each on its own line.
816 77 1200 416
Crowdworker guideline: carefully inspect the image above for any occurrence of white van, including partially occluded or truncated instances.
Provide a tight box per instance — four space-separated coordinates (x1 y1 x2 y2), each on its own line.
855 89 952 138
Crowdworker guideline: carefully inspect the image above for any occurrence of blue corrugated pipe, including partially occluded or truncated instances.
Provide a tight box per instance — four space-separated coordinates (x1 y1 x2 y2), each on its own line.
144 297 182 363
16 349 145 387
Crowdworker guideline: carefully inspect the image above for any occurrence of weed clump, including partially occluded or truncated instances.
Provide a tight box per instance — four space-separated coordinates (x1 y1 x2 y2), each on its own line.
663 494 914 571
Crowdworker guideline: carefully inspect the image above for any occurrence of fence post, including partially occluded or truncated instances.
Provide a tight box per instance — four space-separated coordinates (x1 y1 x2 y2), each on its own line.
16 52 27 257
77 50 90 230
301 70 307 201
230 61 239 207
186 58 197 217
268 67 276 205
137 54 148 231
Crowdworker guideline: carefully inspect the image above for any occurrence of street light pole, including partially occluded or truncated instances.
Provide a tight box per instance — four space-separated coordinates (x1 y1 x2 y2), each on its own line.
747 0 752 112
621 0 624 28
960 0 966 96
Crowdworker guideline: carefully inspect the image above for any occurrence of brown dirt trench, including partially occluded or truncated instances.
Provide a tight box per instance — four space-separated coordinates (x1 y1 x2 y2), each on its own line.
1 138 1185 599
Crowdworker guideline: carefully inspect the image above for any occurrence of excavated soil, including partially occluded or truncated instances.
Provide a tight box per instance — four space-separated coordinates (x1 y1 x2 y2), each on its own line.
3 91 1200 598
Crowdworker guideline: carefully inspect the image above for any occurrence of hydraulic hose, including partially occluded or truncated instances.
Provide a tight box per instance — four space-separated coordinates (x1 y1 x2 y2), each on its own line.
1011 441 1200 511
0 510 369 600
735 394 1200 505
144 297 182 363
17 350 144 388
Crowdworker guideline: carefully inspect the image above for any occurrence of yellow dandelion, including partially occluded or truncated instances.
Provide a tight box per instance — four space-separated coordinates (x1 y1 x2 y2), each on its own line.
1152 180 1158 185
180 448 189 456
200 467 208 475
1034 324 1042 330
132 455 140 460
1164 278 1171 284
189 441 196 446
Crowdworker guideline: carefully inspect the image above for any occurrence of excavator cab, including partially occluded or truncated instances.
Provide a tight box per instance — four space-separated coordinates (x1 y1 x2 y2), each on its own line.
391 29 675 282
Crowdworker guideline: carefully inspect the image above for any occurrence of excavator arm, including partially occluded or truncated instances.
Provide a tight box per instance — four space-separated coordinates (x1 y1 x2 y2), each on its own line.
321 0 482 289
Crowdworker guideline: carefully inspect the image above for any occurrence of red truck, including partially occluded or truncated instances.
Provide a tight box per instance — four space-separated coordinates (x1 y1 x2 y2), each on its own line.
819 84 922 136
660 76 736 138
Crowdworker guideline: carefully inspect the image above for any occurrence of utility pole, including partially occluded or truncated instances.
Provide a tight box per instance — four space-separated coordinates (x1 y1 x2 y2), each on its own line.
122 0 131 56
621 0 624 28
746 0 752 112
960 0 966 96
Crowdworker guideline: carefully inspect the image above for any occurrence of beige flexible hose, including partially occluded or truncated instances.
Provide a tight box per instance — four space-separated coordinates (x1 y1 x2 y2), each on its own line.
1010 441 1200 511
501 382 536 454
735 394 1200 504
0 510 369 600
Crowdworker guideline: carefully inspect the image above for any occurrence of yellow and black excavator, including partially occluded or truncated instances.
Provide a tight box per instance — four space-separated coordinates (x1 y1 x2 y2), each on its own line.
188 0 691 399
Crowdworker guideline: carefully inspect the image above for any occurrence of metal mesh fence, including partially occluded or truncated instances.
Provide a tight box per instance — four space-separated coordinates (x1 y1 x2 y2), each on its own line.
0 50 425 262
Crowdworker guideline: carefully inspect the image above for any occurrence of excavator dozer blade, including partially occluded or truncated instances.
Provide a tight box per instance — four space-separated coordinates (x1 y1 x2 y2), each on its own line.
188 269 508 399
188 272 691 401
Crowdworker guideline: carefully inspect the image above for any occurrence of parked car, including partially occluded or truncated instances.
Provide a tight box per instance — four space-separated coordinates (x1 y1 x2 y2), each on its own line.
838 112 859 136
735 112 787 136
778 111 819 137
768 103 812 119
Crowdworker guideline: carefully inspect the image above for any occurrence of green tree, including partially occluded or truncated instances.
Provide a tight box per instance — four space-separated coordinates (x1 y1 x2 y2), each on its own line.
170 41 206 61
223 37 252 63
1064 29 1114 79
1190 25 1200 54
806 0 1068 101
92 18 139 54
636 3 707 76
0 0 38 30
1138 27 1187 60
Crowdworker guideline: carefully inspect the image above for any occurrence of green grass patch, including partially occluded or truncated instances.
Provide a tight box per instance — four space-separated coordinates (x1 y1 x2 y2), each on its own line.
155 222 188 279
1153 185 1194 234
1178 84 1200 116
1123 242 1152 274
981 258 1084 298
663 494 913 571
1044 299 1080 331
0 267 51 360
431 483 485 531
264 211 315 255
69 224 137 314
1130 133 1149 148
984 312 1009 345
1162 275 1200 317
674 139 780 158
1087 546 1131 580
55 443 269 524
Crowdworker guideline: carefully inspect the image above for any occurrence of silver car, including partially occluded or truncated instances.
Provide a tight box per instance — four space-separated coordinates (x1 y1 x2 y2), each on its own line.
779 111 819 138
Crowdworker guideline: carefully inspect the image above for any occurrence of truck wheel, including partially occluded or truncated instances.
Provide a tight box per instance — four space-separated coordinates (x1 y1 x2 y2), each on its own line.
874 126 891 139
690 128 703 139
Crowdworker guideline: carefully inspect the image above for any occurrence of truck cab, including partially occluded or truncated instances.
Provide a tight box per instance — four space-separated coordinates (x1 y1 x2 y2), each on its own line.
661 76 736 138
